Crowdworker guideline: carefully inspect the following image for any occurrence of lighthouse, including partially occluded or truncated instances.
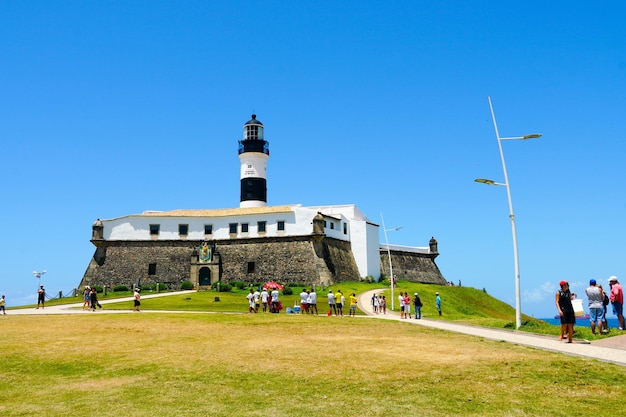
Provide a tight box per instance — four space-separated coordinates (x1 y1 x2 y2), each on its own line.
238 114 270 208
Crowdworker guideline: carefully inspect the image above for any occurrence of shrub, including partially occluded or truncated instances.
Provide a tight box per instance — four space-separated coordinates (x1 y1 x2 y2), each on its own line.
180 281 194 290
230 281 246 290
93 286 104 293
113 285 130 292
157 282 170 290
282 287 293 296
218 284 232 292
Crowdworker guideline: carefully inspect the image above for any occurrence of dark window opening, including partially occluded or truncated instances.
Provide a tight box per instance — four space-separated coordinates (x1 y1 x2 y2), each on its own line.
277 221 285 231
247 262 255 273
149 224 160 235
258 221 266 232
148 263 157 275
229 223 238 234
204 224 213 235
241 223 249 233
179 224 189 235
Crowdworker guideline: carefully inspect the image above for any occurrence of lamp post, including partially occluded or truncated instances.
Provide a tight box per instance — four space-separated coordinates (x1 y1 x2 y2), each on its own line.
380 213 403 311
475 96 541 330
33 270 46 290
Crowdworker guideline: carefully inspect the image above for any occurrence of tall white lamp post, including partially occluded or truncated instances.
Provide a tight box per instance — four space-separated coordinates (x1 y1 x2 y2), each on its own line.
33 270 46 290
475 96 541 329
380 213 402 311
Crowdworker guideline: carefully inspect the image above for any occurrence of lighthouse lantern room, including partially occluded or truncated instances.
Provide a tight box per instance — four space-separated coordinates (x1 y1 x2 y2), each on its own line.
238 114 270 208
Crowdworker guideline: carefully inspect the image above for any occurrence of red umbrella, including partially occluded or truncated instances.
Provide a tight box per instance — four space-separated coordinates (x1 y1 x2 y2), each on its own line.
263 281 284 290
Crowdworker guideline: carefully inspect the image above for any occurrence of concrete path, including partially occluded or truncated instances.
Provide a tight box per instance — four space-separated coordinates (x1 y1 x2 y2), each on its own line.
358 289 626 366
7 289 626 366
5 290 198 315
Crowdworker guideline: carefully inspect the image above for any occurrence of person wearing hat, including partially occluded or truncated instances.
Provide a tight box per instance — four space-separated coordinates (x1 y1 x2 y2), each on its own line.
36 285 45 309
133 288 141 312
413 292 423 319
435 292 442 316
585 279 604 335
555 281 576 342
608 276 624 330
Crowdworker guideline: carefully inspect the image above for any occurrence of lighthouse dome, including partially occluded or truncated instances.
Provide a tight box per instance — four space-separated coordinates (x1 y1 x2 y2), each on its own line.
245 114 263 126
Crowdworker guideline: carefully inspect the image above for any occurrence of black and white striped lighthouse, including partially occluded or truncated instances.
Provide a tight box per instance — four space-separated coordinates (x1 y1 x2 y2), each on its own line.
238 114 270 208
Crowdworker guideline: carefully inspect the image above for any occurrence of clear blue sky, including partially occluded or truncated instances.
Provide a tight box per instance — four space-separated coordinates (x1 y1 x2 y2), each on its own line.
1 1 624 319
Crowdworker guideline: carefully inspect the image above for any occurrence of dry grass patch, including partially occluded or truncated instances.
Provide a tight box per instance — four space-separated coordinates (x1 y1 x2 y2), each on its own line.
1 313 625 416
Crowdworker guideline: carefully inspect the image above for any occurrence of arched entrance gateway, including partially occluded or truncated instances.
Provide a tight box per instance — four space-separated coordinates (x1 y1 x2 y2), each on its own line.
199 267 211 286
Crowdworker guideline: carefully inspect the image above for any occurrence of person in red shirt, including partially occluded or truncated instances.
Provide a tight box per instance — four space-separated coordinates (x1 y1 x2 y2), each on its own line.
608 276 624 330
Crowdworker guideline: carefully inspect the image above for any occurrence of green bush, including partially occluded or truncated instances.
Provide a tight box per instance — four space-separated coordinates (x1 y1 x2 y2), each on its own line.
282 287 293 295
180 281 194 290
93 286 104 293
230 281 246 290
113 285 130 292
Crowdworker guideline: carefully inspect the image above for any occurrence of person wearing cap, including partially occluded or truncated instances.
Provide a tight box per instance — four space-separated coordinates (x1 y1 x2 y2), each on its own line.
608 276 624 330
133 288 141 312
585 279 604 335
555 281 575 342
36 285 45 309
413 292 423 319
435 292 442 316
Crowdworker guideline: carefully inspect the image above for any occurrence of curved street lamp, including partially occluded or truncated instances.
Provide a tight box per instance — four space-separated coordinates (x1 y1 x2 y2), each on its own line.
474 96 542 329
380 213 403 311
33 270 46 290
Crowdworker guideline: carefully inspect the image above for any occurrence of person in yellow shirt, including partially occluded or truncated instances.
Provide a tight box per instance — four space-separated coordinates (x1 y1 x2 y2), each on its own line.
349 293 358 317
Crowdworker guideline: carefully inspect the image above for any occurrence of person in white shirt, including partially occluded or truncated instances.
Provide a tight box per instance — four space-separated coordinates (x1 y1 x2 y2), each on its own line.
327 290 337 316
299 289 309 314
271 289 280 313
260 289 269 312
246 289 256 313
307 290 318 315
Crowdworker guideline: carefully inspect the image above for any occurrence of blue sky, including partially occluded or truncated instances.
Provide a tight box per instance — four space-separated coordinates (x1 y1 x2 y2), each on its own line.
1 1 624 319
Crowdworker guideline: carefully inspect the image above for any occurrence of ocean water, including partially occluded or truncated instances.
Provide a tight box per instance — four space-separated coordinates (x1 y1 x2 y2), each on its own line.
540 317 620 328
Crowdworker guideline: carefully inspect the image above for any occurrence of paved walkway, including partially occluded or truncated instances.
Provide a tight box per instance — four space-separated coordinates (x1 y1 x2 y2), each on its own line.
8 289 626 366
358 289 626 366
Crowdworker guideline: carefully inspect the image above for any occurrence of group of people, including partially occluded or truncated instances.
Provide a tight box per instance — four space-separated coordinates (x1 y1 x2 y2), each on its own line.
246 287 282 313
556 275 624 343
371 293 387 314
81 286 103 311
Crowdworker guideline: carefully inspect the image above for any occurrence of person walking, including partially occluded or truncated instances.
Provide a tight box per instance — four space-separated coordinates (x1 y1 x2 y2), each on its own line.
246 289 256 313
608 276 625 330
435 292 442 316
413 292 423 319
585 279 604 335
556 280 575 343
133 288 141 312
82 286 91 310
0 294 6 314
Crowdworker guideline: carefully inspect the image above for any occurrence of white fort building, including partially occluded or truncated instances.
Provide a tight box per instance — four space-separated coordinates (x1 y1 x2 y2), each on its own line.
80 115 445 289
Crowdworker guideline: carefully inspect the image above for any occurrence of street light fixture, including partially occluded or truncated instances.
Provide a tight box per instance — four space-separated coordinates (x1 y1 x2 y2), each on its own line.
474 96 542 330
33 270 46 290
380 213 403 311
